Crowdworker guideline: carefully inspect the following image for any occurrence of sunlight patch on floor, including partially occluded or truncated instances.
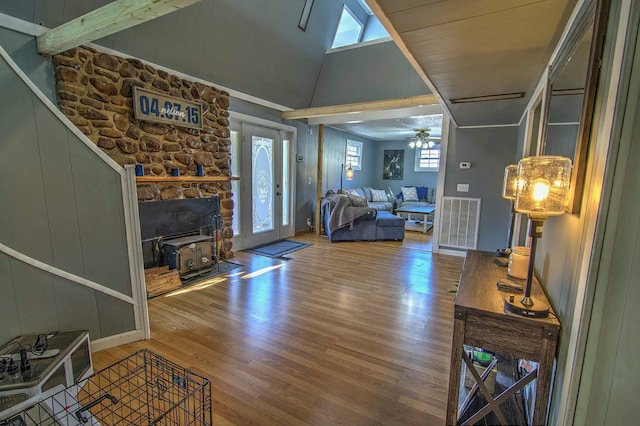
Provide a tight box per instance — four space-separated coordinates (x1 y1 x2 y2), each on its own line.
242 263 285 279
165 275 227 296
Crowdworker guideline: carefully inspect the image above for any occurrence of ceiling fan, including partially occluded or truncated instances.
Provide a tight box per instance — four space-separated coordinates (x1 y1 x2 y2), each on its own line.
409 129 440 149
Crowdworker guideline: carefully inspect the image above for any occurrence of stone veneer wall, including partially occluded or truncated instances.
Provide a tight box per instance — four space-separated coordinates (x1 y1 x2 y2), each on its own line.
52 46 234 257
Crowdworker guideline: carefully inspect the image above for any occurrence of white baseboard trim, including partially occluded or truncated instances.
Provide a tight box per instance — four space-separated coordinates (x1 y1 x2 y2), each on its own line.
438 248 467 257
91 330 145 353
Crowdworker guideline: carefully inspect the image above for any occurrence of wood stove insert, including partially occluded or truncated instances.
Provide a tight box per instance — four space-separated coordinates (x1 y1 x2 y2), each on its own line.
138 196 224 281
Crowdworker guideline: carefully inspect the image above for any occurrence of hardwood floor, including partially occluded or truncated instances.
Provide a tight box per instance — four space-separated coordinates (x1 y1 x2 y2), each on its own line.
93 232 464 425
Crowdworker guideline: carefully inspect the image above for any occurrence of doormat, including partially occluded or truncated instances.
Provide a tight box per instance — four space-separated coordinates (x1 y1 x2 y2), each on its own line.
245 239 311 258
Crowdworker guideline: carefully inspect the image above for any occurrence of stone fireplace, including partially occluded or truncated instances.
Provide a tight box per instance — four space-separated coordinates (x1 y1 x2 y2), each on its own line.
52 46 234 259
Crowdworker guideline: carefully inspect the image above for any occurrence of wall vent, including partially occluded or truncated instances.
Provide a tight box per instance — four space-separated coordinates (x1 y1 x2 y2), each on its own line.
439 197 481 250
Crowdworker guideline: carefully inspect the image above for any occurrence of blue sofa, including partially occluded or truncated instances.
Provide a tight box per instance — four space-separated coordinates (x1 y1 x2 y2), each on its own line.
396 186 436 208
321 195 405 242
344 186 395 211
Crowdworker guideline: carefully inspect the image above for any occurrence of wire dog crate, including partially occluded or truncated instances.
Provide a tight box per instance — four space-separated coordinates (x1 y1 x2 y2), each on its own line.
0 350 212 425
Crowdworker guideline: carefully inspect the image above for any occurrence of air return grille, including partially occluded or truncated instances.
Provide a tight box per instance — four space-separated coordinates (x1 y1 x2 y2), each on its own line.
439 197 481 250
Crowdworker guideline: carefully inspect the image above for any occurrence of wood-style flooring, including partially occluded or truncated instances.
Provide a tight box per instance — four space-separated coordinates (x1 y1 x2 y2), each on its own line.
93 232 464 425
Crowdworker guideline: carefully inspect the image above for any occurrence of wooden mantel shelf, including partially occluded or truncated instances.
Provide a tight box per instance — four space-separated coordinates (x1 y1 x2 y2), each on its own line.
136 176 239 183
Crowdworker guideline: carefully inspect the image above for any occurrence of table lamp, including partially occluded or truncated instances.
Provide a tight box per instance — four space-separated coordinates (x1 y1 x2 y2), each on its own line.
497 164 518 257
504 155 572 318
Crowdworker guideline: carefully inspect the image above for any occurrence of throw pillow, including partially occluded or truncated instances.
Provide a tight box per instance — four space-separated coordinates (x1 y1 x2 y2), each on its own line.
371 189 388 202
361 187 373 201
345 189 359 196
401 186 419 201
347 193 368 207
416 186 428 201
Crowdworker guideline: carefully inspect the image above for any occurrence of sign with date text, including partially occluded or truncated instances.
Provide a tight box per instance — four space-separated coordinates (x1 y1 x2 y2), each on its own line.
133 87 203 130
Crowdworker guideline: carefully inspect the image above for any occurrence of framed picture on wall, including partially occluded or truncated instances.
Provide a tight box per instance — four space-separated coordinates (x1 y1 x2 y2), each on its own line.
383 150 404 180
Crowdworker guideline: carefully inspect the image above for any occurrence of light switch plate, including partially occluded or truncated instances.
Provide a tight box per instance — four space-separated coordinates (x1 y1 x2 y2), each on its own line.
457 183 469 192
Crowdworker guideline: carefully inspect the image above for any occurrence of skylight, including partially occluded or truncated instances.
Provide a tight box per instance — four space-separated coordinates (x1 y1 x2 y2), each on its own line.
329 5 390 51
331 6 363 49
362 15 389 42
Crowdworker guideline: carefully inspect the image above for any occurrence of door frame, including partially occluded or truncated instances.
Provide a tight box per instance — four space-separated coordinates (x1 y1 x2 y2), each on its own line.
228 112 297 250
431 113 450 253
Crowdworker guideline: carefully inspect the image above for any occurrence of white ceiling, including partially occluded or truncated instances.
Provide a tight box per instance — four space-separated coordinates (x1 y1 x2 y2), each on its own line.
329 114 443 141
309 103 445 141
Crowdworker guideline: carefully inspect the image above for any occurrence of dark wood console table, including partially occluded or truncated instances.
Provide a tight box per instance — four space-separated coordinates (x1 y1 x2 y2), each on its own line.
446 250 560 425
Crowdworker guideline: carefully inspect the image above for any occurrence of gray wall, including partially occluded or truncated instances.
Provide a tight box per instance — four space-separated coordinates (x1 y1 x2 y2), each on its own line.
558 1 639 423
312 41 429 107
0 28 55 103
321 126 376 193
533 212 582 422
0 0 372 110
0 45 135 344
292 124 376 230
574 10 640 420
444 126 518 251
531 0 640 423
369 139 439 196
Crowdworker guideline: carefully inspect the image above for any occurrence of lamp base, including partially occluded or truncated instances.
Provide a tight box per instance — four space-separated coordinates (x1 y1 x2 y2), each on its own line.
504 296 550 318
496 248 511 257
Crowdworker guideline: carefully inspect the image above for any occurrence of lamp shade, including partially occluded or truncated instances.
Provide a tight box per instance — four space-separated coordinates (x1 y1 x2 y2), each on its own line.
345 164 354 180
514 156 572 219
502 164 519 200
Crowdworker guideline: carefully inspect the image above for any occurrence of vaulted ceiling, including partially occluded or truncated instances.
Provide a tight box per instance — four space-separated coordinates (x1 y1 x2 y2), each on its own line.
0 0 580 139
367 0 578 127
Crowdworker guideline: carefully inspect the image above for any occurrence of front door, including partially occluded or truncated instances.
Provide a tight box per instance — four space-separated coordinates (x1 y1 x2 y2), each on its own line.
241 123 292 248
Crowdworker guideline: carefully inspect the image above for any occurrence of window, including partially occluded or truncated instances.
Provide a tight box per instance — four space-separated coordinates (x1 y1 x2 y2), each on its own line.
331 6 363 49
282 138 290 226
230 130 240 236
361 15 389 42
415 147 440 172
328 3 389 51
346 139 363 170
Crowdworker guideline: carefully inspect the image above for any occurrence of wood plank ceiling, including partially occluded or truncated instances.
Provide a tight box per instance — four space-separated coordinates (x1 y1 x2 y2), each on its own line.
368 0 578 126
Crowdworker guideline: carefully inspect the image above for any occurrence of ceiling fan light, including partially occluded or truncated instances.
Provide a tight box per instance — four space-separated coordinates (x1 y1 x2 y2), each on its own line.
416 140 423 148
409 141 415 148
